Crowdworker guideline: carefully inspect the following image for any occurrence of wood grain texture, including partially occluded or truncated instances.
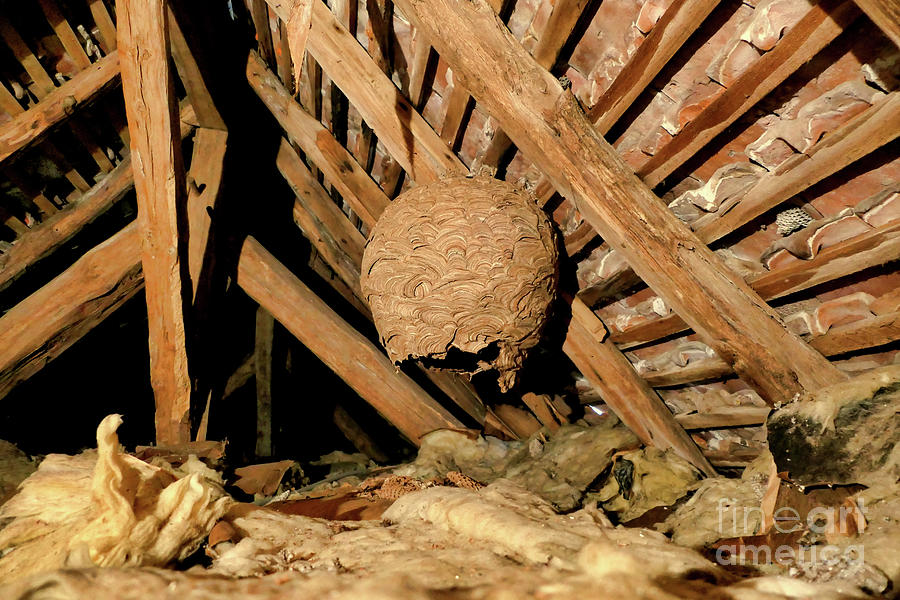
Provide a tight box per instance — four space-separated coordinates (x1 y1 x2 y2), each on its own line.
564 317 715 475
264 0 465 182
0 52 120 163
854 0 900 48
0 223 143 401
637 0 860 188
587 0 720 133
118 0 193 444
694 91 900 243
395 0 847 403
236 236 464 444
38 0 93 70
248 52 389 227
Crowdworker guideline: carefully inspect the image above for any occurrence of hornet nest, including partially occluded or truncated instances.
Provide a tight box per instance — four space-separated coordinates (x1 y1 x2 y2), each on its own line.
360 176 559 392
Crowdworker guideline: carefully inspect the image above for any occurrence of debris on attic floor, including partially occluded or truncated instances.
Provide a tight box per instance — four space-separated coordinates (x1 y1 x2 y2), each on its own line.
0 0 898 597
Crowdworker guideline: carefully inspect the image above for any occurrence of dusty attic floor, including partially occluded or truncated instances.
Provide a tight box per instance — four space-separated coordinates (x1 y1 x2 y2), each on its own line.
0 367 898 600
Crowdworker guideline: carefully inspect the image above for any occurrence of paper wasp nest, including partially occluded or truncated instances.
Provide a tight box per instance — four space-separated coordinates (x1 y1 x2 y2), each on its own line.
361 176 558 391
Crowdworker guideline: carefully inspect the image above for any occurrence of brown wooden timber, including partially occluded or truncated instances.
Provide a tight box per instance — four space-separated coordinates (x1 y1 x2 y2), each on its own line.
247 0 277 65
854 0 900 48
0 52 120 163
236 236 464 444
248 51 390 227
395 0 847 404
613 220 900 348
38 0 94 71
167 8 227 131
694 91 900 243
0 222 143 401
675 407 771 430
255 307 275 457
564 316 715 475
587 0 720 133
89 0 118 53
264 0 465 182
186 128 228 300
0 157 132 292
118 0 193 444
637 0 860 188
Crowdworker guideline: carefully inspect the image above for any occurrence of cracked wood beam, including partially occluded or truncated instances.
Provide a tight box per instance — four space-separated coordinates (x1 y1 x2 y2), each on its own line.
0 52 120 163
854 0 900 48
0 223 143 401
236 236 464 444
613 218 900 348
395 0 847 404
118 0 193 444
265 0 465 182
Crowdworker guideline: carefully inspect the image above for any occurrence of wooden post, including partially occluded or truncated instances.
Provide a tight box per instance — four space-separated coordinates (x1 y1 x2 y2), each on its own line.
118 0 194 444
255 307 275 457
393 0 847 403
236 236 464 444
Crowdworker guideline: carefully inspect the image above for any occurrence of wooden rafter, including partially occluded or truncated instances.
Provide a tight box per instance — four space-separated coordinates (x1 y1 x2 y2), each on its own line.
853 0 900 48
167 7 227 131
394 0 848 404
0 52 120 164
0 222 143 401
117 0 193 444
636 0 860 188
236 236 464 444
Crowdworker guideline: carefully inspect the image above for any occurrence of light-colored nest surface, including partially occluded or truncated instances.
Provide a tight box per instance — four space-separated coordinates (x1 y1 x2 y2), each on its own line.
361 176 558 391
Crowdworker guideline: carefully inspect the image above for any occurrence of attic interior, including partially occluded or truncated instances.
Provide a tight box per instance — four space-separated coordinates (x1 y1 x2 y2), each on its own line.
0 0 898 597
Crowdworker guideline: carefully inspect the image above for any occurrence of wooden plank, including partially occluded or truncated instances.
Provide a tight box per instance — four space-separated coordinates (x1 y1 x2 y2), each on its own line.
0 222 143 401
247 0 277 66
3 167 58 217
118 0 193 444
613 219 900 348
564 316 715 474
396 0 847 404
0 52 120 163
236 236 464 444
694 92 900 243
644 308 900 388
186 128 228 300
89 0 119 54
247 51 390 227
439 83 471 149
265 0 465 182
854 0 900 48
0 20 58 97
0 157 132 292
255 307 275 458
39 140 92 192
406 29 433 109
637 0 860 188
38 0 94 71
587 0 720 133
167 7 227 130
675 407 771 430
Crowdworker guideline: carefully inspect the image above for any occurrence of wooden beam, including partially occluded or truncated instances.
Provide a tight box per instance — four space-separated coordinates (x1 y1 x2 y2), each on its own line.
693 92 900 243
0 223 143 401
247 0 277 65
395 0 847 404
265 0 465 182
0 52 120 163
38 0 93 71
236 236 464 444
564 316 715 475
118 0 193 444
636 0 860 188
587 0 720 134
186 127 228 301
89 0 119 54
0 157 132 292
854 0 900 48
613 219 900 347
675 406 771 430
255 307 275 458
167 7 227 131
247 52 389 227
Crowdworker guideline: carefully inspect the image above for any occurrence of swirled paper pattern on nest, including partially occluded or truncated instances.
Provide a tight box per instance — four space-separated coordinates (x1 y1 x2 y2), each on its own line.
361 176 559 391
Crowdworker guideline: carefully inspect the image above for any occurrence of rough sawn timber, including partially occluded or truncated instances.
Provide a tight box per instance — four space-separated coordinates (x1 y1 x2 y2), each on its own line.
117 0 193 444
394 0 847 404
236 236 464 444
